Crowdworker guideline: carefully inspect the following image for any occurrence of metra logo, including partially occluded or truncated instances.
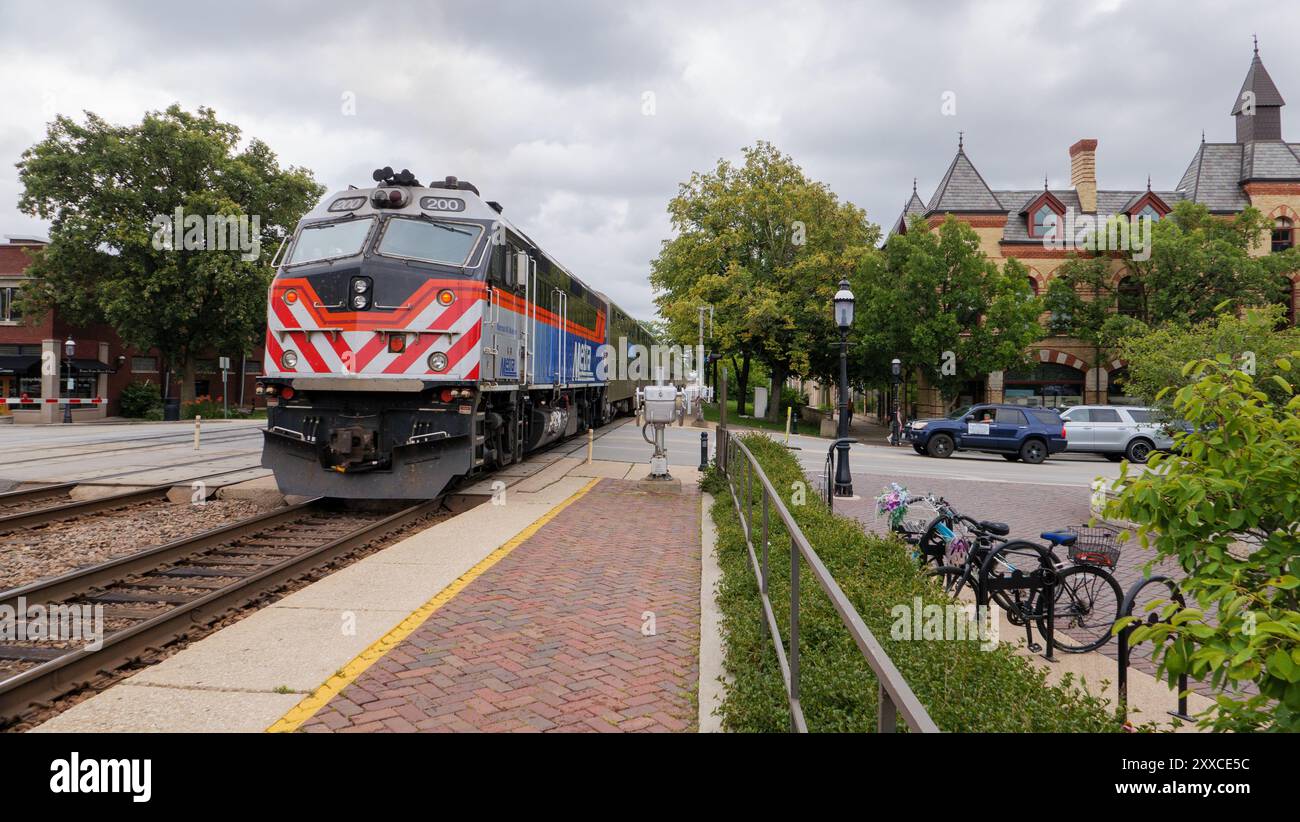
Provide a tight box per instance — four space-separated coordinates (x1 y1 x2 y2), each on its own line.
50 753 151 803
573 342 594 380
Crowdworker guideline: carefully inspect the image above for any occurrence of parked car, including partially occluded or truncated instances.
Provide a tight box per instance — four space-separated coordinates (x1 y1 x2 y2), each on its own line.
1057 405 1175 463
905 404 1068 464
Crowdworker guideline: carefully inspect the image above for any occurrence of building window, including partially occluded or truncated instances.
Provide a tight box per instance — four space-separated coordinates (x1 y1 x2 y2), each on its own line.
1135 204 1161 222
243 359 262 373
1003 362 1086 409
1117 275 1144 319
0 287 21 322
1273 217 1295 253
1107 367 1138 405
1027 276 1039 296
131 356 159 373
1030 205 1058 238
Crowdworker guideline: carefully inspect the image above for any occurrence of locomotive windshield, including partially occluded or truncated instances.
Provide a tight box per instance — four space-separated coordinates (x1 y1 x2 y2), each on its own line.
377 217 482 266
287 217 374 265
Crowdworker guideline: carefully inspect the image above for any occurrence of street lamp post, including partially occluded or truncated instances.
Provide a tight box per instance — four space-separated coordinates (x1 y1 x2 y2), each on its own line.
833 279 855 497
890 357 902 444
62 336 75 424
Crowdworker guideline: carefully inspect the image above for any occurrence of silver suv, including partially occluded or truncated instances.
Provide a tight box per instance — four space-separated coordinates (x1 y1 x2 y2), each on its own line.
1058 405 1175 463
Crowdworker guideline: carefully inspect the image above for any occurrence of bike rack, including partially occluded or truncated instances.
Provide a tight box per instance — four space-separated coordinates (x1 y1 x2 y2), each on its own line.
822 437 856 512
977 542 1057 661
1116 575 1194 725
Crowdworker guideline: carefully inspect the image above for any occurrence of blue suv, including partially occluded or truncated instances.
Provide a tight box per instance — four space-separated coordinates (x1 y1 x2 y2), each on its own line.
905 404 1068 464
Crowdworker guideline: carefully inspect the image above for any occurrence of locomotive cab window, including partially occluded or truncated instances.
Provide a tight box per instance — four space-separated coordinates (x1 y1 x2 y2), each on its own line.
377 217 483 267
287 217 375 266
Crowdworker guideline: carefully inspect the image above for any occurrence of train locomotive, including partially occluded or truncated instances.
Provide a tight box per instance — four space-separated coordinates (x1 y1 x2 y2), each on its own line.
256 167 655 499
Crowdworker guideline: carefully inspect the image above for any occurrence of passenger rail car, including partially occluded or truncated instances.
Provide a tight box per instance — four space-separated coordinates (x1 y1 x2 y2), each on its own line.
257 169 655 499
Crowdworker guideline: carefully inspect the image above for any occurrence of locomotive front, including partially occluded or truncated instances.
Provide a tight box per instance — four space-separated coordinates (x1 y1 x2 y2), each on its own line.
257 169 499 499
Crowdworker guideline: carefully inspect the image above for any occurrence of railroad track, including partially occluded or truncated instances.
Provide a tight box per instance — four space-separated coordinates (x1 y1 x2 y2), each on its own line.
0 466 267 531
0 496 444 728
0 426 261 468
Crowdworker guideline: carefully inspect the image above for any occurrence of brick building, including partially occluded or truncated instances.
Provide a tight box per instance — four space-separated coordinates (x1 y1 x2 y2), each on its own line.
893 46 1300 416
0 237 263 423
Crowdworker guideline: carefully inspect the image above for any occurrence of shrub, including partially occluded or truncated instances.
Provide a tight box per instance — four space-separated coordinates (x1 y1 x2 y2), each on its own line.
182 395 226 419
119 380 163 418
711 433 1117 732
1109 351 1300 732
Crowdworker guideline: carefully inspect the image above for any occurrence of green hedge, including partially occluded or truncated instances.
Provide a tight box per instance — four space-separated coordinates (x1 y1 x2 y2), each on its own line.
706 433 1118 732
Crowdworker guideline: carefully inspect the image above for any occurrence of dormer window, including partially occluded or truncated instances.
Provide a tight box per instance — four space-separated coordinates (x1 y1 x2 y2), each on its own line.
1031 205 1057 238
1124 192 1170 222
1023 190 1067 240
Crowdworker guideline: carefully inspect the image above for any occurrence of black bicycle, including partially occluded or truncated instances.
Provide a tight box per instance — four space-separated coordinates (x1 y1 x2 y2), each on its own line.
927 518 1123 654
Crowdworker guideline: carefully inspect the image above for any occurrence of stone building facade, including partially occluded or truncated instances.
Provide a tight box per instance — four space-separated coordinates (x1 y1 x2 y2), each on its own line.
893 46 1300 417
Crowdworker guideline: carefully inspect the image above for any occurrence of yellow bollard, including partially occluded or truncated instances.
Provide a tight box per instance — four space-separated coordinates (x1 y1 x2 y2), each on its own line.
587 427 594 464
194 415 201 450
784 405 792 444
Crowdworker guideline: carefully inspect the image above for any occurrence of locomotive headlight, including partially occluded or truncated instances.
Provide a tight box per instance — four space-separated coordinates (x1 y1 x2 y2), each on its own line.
427 351 449 372
280 350 299 369
352 294 369 310
353 279 369 293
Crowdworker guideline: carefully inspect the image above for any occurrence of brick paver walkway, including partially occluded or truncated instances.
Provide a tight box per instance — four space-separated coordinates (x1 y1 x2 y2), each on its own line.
302 479 701 733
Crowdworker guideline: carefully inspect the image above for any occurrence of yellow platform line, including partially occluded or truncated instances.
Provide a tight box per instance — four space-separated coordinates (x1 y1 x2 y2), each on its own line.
267 477 601 733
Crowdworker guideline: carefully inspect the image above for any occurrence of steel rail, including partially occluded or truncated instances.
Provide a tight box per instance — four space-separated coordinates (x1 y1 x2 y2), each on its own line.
0 497 441 725
0 465 268 533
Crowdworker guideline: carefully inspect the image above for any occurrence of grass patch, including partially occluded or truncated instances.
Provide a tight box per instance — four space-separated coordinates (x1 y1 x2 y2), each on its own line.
702 400 807 434
706 433 1119 732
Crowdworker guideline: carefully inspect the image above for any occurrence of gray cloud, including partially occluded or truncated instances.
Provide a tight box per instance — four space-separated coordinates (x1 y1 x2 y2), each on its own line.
1 0 1294 318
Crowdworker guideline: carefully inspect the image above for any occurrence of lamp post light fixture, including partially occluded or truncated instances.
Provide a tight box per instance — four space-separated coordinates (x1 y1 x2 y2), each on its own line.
889 357 903 445
62 336 75 424
833 279 855 497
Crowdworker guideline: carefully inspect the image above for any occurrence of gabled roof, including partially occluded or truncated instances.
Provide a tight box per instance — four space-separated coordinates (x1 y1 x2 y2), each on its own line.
925 145 1004 213
995 189 1184 243
1017 189 1068 216
890 187 928 236
1116 189 1172 215
1231 49 1285 114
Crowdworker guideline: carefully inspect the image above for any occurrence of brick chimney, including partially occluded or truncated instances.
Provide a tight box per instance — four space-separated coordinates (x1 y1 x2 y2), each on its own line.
1069 139 1098 213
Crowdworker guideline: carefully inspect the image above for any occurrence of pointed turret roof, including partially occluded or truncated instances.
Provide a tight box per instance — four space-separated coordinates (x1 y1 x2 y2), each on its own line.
1231 44 1285 115
925 137 1003 213
890 182 928 237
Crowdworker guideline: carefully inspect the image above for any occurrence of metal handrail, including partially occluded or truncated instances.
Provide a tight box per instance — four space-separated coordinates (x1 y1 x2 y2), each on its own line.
720 428 940 733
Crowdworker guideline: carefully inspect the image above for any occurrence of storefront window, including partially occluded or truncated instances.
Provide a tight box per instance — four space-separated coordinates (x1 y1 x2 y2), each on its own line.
1002 362 1085 409
1107 367 1139 405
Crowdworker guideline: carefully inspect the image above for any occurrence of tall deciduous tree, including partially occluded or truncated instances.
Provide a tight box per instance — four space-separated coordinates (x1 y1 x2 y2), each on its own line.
856 215 1043 406
650 142 878 421
17 105 323 402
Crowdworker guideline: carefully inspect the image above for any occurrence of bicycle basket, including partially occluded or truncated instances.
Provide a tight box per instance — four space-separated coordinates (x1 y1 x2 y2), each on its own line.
1066 525 1121 567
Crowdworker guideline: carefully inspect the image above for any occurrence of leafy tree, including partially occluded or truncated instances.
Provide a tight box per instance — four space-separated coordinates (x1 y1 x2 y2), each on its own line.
1117 306 1300 409
1130 201 1298 325
650 142 878 421
17 105 323 402
1042 254 1149 365
856 215 1043 406
1110 352 1300 732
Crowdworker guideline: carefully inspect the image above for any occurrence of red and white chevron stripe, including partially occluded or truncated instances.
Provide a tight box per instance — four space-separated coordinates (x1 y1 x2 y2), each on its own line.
264 278 484 380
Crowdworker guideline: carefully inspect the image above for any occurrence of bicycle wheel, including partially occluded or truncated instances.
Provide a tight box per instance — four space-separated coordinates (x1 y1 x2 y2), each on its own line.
915 514 957 568
979 541 1053 627
1034 564 1122 653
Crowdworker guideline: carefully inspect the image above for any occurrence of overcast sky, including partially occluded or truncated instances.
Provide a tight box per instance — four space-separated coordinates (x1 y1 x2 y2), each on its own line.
1 1 1296 318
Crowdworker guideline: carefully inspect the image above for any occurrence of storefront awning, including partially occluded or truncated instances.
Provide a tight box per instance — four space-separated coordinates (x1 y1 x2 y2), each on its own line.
68 358 113 374
0 355 40 376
